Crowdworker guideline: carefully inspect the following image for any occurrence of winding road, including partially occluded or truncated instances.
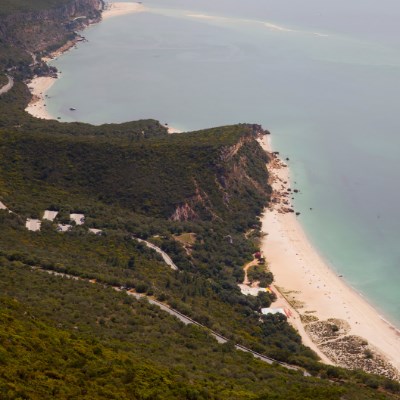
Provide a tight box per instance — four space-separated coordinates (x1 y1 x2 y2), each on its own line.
35 266 309 376
4 199 308 375
0 75 14 95
134 237 179 270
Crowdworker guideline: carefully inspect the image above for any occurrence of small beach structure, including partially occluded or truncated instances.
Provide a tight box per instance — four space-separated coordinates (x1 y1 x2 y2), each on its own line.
43 210 58 221
254 251 266 264
238 284 268 296
57 224 72 232
70 213 85 225
26 218 41 232
265 287 274 294
261 307 286 316
89 228 102 235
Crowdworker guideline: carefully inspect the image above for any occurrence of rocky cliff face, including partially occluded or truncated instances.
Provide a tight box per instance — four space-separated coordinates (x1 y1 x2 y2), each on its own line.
170 125 271 222
0 0 103 53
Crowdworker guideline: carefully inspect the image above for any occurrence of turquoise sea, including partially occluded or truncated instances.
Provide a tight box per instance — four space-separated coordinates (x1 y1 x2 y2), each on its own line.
46 0 400 326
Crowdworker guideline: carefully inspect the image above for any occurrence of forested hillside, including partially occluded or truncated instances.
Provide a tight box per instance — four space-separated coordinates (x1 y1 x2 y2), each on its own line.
2 263 398 400
0 0 78 15
0 0 102 73
1 85 399 398
0 0 399 398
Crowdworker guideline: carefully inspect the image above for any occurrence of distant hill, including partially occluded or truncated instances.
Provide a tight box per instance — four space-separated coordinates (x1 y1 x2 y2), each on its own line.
0 0 103 72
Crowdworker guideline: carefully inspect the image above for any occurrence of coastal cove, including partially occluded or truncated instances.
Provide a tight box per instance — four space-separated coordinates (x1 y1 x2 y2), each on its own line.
25 0 400 376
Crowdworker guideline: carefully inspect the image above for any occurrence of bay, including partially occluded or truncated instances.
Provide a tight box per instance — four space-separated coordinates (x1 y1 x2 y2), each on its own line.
46 0 400 326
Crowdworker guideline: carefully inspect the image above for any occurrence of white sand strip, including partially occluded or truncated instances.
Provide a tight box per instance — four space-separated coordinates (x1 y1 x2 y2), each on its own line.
102 2 146 20
263 22 294 33
25 76 57 120
26 219 41 232
187 13 293 33
43 210 58 221
0 201 7 210
258 134 400 373
70 213 85 225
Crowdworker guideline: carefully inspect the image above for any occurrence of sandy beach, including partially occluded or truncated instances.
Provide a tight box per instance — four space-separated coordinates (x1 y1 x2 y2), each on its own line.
102 2 146 20
20 0 400 378
24 2 146 121
258 134 400 378
25 77 57 120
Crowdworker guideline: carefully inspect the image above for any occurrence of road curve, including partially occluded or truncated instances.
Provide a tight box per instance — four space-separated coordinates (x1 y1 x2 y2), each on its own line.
34 266 309 376
134 237 179 270
0 75 14 95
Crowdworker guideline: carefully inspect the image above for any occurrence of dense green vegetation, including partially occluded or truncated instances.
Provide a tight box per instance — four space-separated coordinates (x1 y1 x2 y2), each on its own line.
0 0 102 78
0 0 399 397
0 100 398 396
248 264 274 287
0 74 7 86
0 83 167 137
0 262 398 399
0 109 307 364
0 210 313 365
0 0 71 15
0 122 268 220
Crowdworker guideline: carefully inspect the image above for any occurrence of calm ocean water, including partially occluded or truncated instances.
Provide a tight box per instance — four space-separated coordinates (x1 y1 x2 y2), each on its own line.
47 0 400 326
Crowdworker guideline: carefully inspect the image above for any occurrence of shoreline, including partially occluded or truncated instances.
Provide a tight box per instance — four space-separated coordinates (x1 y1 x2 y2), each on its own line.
25 76 57 120
102 2 145 20
20 0 400 379
24 2 146 121
258 134 400 379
